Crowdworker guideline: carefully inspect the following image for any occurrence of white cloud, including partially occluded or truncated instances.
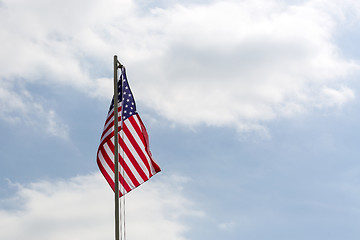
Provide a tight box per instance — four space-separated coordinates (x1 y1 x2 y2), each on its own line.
0 173 203 240
131 0 359 132
319 86 355 108
218 221 236 230
0 0 359 136
0 81 69 139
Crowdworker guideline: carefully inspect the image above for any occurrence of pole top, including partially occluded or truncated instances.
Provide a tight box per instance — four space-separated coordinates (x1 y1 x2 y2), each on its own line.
114 55 123 69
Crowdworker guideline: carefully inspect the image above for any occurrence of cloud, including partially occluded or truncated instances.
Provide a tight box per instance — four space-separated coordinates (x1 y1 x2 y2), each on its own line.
0 0 359 136
218 221 236 230
130 0 359 132
0 80 69 139
319 86 355 108
0 173 203 240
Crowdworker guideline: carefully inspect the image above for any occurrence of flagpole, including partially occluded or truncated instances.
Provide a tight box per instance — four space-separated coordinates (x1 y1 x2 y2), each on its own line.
93 55 159 240
113 55 120 240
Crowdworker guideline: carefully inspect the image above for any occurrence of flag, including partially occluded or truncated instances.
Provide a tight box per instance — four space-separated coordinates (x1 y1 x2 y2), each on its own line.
97 66 161 197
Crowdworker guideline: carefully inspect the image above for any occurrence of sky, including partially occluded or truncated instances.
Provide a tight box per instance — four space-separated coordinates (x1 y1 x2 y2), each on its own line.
1 0 360 239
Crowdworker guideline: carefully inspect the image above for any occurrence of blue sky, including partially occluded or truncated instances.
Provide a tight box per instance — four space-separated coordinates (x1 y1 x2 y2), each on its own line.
1 0 360 239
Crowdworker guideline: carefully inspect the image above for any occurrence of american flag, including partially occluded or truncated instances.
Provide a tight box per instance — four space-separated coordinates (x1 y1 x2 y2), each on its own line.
97 67 161 197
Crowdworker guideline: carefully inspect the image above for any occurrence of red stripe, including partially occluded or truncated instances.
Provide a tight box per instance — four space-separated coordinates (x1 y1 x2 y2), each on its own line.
150 158 161 174
118 171 130 195
99 143 115 172
119 154 141 188
128 115 146 146
107 139 134 193
97 150 115 191
102 115 122 140
107 138 138 186
104 106 122 126
97 153 126 197
123 120 152 174
101 120 113 139
102 106 122 139
103 110 115 134
100 131 114 150
101 118 121 141
119 131 148 182
136 115 161 174
104 110 114 127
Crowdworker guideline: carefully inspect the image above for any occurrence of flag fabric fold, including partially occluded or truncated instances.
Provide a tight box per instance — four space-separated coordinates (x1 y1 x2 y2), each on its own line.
97 67 161 197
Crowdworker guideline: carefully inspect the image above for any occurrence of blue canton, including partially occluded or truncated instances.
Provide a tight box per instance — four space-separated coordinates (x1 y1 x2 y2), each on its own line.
108 67 137 121
120 68 137 120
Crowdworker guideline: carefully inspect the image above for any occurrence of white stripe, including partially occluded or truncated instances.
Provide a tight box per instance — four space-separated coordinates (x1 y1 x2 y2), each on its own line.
98 149 114 184
103 109 114 130
109 137 136 190
103 141 114 162
99 144 131 194
104 107 122 131
101 107 122 143
124 120 150 178
101 124 114 143
130 116 155 174
103 117 113 133
119 129 146 184
133 115 158 175
118 157 136 190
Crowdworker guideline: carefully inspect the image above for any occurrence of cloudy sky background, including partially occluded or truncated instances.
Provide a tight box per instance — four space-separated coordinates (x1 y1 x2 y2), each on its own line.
1 0 360 239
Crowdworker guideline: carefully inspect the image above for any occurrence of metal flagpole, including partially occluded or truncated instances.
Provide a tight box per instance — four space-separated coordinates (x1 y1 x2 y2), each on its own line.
119 64 126 240
119 67 126 240
113 55 120 240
